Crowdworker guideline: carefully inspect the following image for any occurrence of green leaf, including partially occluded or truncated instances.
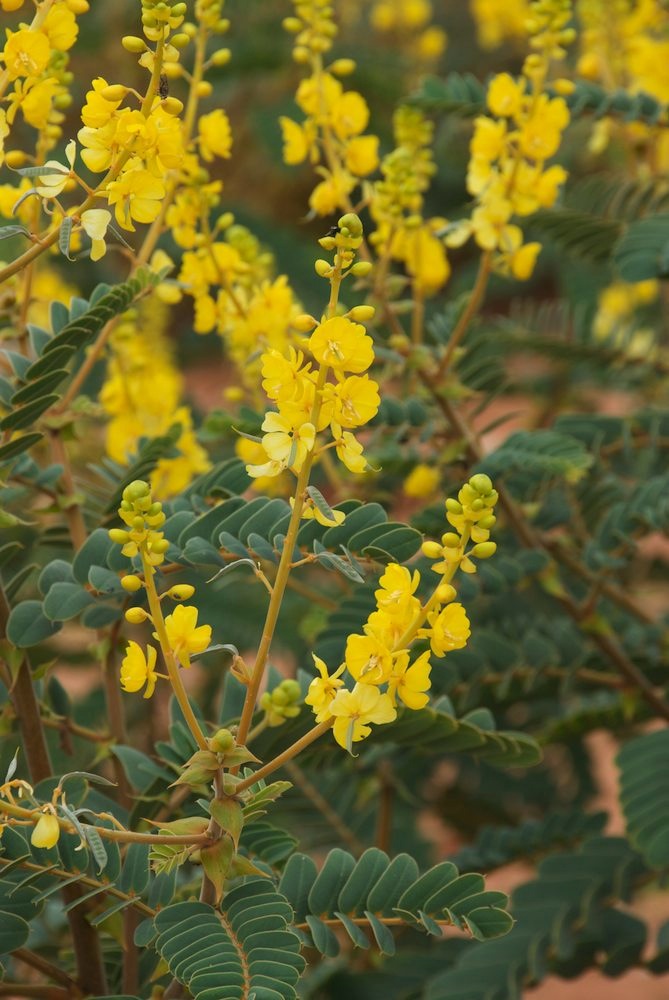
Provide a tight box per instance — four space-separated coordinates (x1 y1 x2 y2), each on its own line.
617 729 669 868
0 910 30 952
72 528 114 584
0 432 43 463
306 485 339 525
614 214 669 281
0 224 30 240
0 393 60 431
154 882 304 1000
11 368 69 405
6 600 62 646
43 581 94 621
209 798 244 849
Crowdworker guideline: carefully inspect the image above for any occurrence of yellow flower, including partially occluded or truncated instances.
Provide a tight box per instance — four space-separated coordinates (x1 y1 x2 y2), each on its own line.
198 109 232 161
517 95 569 162
107 164 165 231
375 564 420 610
261 411 315 472
120 641 159 698
424 603 470 657
400 225 450 296
261 348 312 402
332 90 369 140
327 374 380 428
80 77 122 129
330 683 397 750
389 649 431 710
163 605 212 669
31 812 60 850
3 29 51 80
42 4 79 51
279 116 311 165
15 76 60 130
345 134 380 176
486 73 525 118
345 633 394 684
305 654 345 721
309 316 374 373
309 171 355 216
404 463 440 498
332 423 368 474
78 119 117 173
80 208 111 262
297 496 346 527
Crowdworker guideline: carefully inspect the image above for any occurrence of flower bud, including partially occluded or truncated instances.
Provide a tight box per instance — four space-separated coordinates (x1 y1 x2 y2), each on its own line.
436 583 457 604
469 473 493 495
329 58 356 76
282 16 302 32
121 574 143 593
196 81 213 97
209 727 235 753
421 540 442 559
318 236 336 251
31 813 60 850
347 305 375 322
315 259 332 277
122 35 147 52
445 498 462 514
162 97 184 115
470 541 497 559
5 150 27 167
167 584 195 600
478 514 496 530
349 260 372 277
109 528 131 545
210 48 231 66
150 538 170 554
338 212 363 238
123 480 151 503
100 84 128 101
125 607 149 624
170 32 190 48
280 679 301 701
441 532 460 548
292 313 318 332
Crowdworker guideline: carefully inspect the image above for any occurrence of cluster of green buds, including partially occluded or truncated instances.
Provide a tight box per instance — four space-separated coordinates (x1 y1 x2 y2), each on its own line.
194 0 230 32
284 0 338 63
422 474 498 575
260 679 302 727
109 480 169 569
141 0 187 37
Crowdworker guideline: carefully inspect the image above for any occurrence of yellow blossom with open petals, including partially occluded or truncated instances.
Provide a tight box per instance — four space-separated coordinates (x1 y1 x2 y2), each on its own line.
3 29 51 80
388 650 432 709
198 109 232 161
107 164 165 231
305 655 346 721
80 208 111 261
309 316 374 373
345 633 395 685
162 605 212 669
329 683 397 751
423 603 471 657
120 641 159 698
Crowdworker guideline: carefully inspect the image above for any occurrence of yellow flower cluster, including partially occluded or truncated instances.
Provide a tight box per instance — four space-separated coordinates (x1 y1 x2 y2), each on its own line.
0 0 87 167
305 473 498 751
281 0 380 215
447 0 574 280
593 278 659 359
368 0 447 74
110 480 212 699
100 292 210 498
246 214 379 484
470 0 531 51
370 105 450 297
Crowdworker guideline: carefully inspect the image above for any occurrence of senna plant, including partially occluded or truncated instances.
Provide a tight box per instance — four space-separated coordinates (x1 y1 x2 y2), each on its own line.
0 0 668 998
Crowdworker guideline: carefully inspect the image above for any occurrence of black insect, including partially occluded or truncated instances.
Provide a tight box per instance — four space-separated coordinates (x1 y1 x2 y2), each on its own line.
326 225 340 237
159 74 169 99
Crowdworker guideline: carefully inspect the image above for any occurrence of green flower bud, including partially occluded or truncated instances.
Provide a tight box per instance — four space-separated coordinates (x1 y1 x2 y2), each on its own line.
338 212 363 238
209 728 235 753
315 259 332 277
109 528 131 545
441 532 460 548
123 480 151 503
469 473 493 495
349 260 372 277
445 498 462 514
347 305 375 322
280 679 301 701
470 541 497 559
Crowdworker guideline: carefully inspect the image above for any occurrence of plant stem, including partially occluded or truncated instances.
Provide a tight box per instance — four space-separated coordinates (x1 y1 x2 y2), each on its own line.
12 950 81 994
235 269 343 746
434 251 491 380
235 721 333 794
141 553 209 751
285 758 365 855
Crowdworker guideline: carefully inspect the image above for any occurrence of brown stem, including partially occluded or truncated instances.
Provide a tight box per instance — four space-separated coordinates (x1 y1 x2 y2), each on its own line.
235 721 333 794
0 586 108 995
12 949 81 994
48 431 87 551
375 760 394 853
434 252 492 380
0 987 70 999
102 619 133 808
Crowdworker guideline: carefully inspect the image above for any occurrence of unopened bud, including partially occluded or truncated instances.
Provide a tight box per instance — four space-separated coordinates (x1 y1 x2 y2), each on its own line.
293 313 318 332
121 574 143 593
338 212 363 238
209 727 235 753
441 532 460 548
109 528 131 545
347 305 375 322
210 48 231 66
122 35 147 53
170 32 190 48
436 583 457 603
349 260 372 277
421 540 442 559
478 514 496 530
125 607 149 624
162 96 184 115
167 584 195 600
280 679 301 700
469 473 493 495
123 480 151 503
282 16 303 32
470 541 497 559
5 150 27 168
315 259 332 277
150 538 170 554
196 81 213 97
329 58 356 76
100 84 128 101
445 498 463 514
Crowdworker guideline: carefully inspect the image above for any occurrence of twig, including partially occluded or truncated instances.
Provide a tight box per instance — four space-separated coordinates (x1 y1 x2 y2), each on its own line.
284 759 365 856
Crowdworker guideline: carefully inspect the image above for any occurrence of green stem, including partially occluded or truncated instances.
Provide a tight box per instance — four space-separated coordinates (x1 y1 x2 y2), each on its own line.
141 553 209 751
235 721 334 794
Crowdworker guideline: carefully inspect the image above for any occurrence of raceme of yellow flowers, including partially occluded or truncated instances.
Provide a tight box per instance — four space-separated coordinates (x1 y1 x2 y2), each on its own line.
305 474 498 750
246 213 379 486
445 0 574 281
